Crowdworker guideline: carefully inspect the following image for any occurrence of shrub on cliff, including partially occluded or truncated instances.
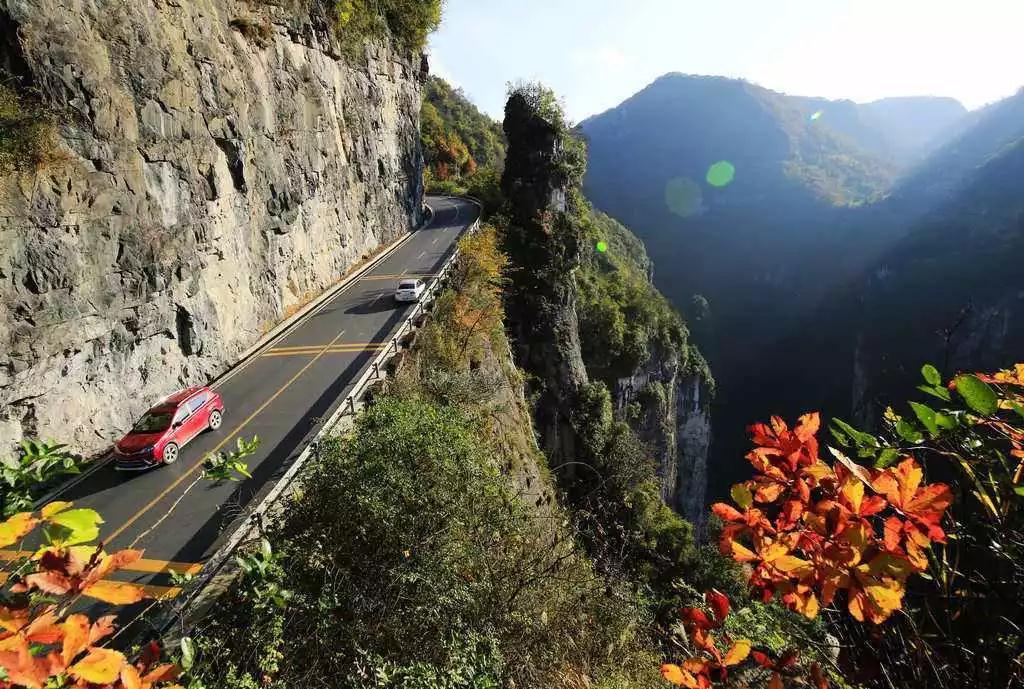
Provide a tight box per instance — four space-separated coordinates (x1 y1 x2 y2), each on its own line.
333 0 441 54
0 84 57 173
191 397 662 689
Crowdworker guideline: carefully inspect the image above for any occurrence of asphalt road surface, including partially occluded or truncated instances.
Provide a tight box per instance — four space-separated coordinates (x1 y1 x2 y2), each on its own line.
2 195 478 601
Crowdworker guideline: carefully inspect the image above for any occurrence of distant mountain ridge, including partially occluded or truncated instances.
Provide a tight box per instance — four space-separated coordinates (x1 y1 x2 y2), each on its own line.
579 72 1023 505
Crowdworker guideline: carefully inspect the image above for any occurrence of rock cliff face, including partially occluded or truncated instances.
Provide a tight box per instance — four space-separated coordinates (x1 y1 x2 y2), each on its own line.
0 0 424 453
500 91 587 465
612 344 712 526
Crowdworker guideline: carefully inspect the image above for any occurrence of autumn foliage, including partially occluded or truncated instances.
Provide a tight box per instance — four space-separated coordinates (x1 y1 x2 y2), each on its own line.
661 362 1024 687
712 411 952 625
0 502 181 689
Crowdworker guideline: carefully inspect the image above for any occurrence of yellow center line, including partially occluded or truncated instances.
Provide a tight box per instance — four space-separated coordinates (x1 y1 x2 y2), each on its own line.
261 346 387 358
105 326 350 543
139 583 183 599
0 550 202 575
0 573 181 599
269 343 386 352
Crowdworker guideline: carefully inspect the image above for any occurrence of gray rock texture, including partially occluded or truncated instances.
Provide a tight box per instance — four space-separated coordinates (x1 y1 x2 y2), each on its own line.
612 347 712 526
0 0 424 455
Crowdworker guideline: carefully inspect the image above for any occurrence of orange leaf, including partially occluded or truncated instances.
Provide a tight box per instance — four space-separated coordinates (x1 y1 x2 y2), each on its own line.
81 580 148 605
89 615 117 645
141 663 180 684
0 606 29 634
711 502 743 522
121 663 143 689
61 614 90 665
660 663 698 688
0 512 38 548
723 639 751 666
69 647 126 685
769 671 784 689
20 611 60 646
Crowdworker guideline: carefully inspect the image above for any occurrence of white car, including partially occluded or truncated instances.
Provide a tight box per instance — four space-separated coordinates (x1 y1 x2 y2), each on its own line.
394 278 426 303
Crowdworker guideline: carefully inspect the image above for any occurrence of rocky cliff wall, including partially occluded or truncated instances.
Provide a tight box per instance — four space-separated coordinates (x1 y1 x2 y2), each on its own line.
0 0 424 454
613 347 712 526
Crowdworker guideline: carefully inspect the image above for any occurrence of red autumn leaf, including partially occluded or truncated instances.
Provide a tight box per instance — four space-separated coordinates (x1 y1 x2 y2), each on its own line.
705 590 730 626
874 458 952 541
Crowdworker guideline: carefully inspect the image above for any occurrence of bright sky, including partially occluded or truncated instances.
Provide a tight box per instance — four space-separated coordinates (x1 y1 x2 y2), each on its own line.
428 0 1024 122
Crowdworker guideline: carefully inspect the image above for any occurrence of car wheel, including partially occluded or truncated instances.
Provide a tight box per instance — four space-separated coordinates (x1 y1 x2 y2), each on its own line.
208 410 223 431
162 443 179 465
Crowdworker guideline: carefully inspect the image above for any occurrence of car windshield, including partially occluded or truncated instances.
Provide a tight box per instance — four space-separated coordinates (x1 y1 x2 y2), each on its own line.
398 280 417 289
132 411 173 433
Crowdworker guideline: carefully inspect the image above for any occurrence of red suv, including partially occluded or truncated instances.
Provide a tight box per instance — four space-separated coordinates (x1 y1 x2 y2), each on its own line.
114 386 224 470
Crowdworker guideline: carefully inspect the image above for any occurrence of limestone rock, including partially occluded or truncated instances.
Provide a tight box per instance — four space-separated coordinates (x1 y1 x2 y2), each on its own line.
0 0 424 455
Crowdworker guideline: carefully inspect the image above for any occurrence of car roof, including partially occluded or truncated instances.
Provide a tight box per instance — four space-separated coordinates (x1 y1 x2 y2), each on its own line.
156 386 206 408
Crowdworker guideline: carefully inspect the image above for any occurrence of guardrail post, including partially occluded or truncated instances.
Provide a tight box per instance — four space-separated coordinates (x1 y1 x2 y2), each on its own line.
373 361 379 379
392 337 398 354
347 395 356 415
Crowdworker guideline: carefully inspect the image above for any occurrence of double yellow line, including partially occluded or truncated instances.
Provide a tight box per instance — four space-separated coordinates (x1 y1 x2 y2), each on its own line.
261 343 388 358
360 273 435 281
0 551 199 599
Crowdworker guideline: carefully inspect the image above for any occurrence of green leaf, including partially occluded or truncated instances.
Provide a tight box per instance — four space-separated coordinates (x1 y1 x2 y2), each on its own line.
1011 403 1024 420
935 412 958 430
954 375 999 416
921 364 942 386
909 402 939 435
895 419 923 444
1014 486 1024 498
831 418 878 449
917 384 952 402
46 508 103 546
875 448 900 469
730 483 753 510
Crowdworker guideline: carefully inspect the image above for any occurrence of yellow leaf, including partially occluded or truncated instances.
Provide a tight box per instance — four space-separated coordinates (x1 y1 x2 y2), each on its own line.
81 580 148 605
69 647 126 685
0 512 38 548
865 584 903 615
730 483 753 509
730 540 758 563
660 664 698 688
773 555 814 577
723 639 752 666
840 476 864 512
42 501 73 519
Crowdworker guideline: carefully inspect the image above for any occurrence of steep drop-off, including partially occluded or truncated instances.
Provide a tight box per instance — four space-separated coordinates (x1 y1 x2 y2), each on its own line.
0 0 425 454
499 87 713 524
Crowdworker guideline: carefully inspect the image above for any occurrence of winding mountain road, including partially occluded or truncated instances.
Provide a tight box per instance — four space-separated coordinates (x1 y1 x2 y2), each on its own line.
2 195 479 600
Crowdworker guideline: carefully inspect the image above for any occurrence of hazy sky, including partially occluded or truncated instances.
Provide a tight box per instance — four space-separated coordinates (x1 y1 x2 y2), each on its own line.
428 0 1024 122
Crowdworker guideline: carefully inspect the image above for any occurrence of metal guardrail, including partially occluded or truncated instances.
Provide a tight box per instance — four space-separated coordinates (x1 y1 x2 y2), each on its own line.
337 211 481 421
161 197 482 633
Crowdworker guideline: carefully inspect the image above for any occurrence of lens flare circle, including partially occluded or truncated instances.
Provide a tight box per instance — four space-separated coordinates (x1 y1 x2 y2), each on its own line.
706 161 736 188
596 240 608 253
664 177 703 217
